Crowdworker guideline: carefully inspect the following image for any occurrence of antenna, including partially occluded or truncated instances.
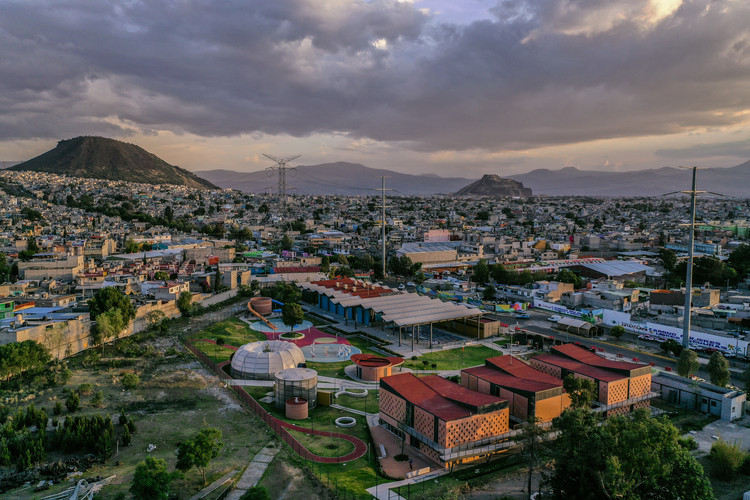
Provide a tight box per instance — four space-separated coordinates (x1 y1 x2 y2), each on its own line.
263 154 300 214
374 176 392 278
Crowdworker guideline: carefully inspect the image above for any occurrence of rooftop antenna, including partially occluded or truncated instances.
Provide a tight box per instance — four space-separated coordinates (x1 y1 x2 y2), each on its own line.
263 154 300 215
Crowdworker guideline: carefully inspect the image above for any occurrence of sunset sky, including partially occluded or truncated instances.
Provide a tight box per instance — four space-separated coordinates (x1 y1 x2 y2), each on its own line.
2 0 750 177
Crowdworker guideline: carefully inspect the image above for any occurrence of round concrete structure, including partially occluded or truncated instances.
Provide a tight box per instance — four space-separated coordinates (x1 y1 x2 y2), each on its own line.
230 340 305 380
274 367 318 409
249 297 273 315
285 397 309 420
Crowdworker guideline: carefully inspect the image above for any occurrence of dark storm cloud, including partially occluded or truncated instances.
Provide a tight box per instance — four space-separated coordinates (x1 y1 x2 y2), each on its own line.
1 0 749 151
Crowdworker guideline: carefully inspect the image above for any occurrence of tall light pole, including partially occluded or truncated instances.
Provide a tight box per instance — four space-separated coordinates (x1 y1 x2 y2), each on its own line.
681 167 703 349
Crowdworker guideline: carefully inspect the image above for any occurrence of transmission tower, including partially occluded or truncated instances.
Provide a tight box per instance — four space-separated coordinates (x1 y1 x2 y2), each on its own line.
263 154 300 214
374 176 392 278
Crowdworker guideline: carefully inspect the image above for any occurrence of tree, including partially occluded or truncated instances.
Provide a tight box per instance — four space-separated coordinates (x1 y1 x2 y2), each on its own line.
131 457 181 500
514 417 547 500
707 352 730 387
482 285 497 301
122 373 140 390
660 338 683 357
742 365 750 392
177 291 194 317
563 374 598 408
472 259 490 284
154 270 169 281
88 287 135 323
610 325 625 340
280 234 293 251
555 268 582 289
65 392 80 413
727 243 750 282
93 309 125 350
281 303 304 333
213 267 222 292
547 408 714 500
709 438 746 481
658 247 678 272
176 427 223 484
677 349 700 378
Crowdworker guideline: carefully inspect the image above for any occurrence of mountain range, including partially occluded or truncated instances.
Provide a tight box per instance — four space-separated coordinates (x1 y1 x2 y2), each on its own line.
197 160 750 197
10 136 217 190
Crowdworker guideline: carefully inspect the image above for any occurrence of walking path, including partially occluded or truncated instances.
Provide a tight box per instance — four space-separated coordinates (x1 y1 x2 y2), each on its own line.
225 445 281 500
187 469 238 500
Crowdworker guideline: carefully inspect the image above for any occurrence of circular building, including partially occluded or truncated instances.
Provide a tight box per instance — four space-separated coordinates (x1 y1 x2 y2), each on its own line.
274 367 318 409
285 397 309 420
230 340 306 380
249 297 273 316
351 353 404 382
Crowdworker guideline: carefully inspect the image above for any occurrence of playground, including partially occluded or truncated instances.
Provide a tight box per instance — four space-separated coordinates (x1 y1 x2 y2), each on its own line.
300 337 362 363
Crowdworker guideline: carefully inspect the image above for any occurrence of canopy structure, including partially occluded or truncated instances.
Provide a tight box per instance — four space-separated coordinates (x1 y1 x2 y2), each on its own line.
555 316 598 336
299 278 484 349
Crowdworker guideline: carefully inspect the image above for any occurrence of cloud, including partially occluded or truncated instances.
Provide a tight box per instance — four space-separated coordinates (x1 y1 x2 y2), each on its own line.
0 0 749 159
654 138 750 159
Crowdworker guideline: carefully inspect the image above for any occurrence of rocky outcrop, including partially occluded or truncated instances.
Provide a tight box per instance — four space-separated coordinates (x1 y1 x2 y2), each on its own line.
456 174 532 197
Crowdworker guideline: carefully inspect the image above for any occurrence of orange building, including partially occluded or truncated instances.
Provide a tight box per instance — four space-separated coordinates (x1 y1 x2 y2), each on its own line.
351 353 403 382
461 355 571 424
379 372 510 467
530 344 652 416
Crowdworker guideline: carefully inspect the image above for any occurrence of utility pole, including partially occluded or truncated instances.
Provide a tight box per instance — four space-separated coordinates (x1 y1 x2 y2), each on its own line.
375 176 391 279
680 166 704 349
263 154 300 215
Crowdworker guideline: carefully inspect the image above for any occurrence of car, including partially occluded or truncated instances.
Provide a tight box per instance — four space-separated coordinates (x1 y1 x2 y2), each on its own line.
406 282 415 287
548 315 561 323
397 284 405 290
515 313 530 319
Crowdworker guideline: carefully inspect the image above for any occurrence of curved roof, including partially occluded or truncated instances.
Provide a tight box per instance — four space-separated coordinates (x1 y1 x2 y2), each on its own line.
351 353 404 368
231 340 305 378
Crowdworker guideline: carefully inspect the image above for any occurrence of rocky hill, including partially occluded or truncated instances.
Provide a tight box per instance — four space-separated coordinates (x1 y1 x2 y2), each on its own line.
456 174 532 197
10 136 218 190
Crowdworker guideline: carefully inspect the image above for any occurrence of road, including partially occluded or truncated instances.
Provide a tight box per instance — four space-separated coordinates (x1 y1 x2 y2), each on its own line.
500 309 747 386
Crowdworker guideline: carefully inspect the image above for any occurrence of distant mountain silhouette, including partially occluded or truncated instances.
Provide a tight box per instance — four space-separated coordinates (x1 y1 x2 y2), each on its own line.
456 174 532 197
508 161 750 197
196 162 473 195
197 160 750 197
11 136 217 189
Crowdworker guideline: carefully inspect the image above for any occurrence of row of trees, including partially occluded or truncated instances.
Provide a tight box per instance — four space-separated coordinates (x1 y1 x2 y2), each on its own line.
0 340 51 382
660 243 750 287
472 259 582 288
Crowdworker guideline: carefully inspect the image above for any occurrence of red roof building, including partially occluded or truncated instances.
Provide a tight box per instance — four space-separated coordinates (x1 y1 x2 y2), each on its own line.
461 355 570 423
350 353 403 382
379 372 510 467
529 344 652 416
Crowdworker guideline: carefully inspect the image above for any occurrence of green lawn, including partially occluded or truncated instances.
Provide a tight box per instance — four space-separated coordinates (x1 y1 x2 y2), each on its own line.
335 389 379 414
191 340 237 363
188 317 266 346
245 386 379 499
402 345 500 371
287 429 355 457
307 336 384 378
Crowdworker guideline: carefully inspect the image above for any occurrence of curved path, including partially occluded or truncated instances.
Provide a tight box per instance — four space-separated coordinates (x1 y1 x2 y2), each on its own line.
188 339 367 463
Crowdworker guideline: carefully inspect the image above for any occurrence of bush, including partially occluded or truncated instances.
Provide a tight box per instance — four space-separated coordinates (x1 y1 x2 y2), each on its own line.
65 393 80 413
740 454 750 475
78 383 94 396
709 439 746 481
121 373 140 390
91 390 104 408
240 486 272 500
678 436 698 451
53 401 63 416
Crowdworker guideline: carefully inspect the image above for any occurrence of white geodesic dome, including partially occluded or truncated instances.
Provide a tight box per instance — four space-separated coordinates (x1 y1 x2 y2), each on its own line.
230 340 306 380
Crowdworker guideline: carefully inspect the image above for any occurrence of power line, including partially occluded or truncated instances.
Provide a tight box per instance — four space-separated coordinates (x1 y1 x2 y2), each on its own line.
263 154 300 214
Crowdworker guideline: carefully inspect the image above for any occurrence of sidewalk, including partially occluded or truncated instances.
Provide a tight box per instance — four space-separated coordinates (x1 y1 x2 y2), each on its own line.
225 444 280 500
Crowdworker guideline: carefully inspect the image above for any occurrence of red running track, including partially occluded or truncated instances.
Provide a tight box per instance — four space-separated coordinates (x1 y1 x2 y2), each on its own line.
188 339 367 463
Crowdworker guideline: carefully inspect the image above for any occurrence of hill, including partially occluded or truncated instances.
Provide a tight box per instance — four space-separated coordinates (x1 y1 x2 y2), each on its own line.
456 174 532 197
10 137 218 190
196 162 473 195
508 161 750 197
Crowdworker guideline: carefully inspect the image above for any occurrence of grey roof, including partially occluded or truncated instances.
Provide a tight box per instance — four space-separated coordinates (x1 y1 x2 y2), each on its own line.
230 340 305 378
577 261 651 277
398 241 462 253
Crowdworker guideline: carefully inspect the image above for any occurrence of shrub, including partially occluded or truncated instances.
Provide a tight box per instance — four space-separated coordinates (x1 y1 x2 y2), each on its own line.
121 373 140 390
91 390 104 408
240 486 272 500
65 393 80 413
53 401 63 416
709 439 746 481
78 383 94 396
678 436 698 451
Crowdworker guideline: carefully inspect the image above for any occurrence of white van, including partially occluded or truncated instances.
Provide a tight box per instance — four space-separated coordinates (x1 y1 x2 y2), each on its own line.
548 315 561 323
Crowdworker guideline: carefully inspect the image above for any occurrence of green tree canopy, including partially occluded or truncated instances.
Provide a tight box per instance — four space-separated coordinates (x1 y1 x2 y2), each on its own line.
176 291 194 316
547 408 715 500
562 374 598 408
610 325 625 339
176 427 223 484
88 287 135 323
707 352 730 387
676 349 700 378
281 302 304 332
555 268 582 289
472 259 490 284
130 457 181 500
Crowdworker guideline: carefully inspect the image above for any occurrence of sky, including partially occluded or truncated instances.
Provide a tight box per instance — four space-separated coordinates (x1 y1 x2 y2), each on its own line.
1 0 750 178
